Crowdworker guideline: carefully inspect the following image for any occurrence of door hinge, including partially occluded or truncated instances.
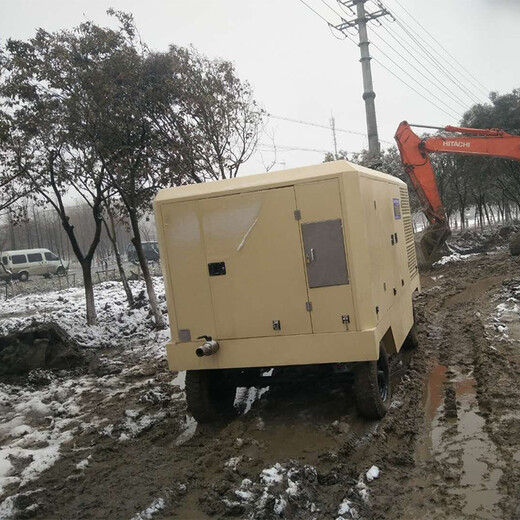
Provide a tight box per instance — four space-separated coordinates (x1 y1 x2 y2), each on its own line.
294 210 301 220
305 301 313 312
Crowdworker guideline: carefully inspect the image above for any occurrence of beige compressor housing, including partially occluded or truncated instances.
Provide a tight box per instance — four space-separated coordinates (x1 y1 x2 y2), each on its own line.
154 160 420 421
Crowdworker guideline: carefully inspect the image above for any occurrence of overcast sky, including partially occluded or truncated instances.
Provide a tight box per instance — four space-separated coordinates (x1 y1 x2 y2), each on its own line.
1 0 519 175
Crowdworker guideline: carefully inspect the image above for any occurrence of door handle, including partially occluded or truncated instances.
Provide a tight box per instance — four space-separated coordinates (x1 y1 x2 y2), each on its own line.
306 248 316 263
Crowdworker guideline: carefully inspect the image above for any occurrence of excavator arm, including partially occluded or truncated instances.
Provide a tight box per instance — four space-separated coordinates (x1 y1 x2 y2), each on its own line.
394 121 520 266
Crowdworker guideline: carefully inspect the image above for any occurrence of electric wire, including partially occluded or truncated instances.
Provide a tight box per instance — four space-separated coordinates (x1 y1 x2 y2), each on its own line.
258 142 340 154
333 3 478 116
267 113 366 137
369 39 464 120
372 57 460 121
373 24 473 112
391 16 483 105
318 0 346 20
298 0 332 25
382 2 484 105
266 113 394 145
298 2 465 125
391 0 490 96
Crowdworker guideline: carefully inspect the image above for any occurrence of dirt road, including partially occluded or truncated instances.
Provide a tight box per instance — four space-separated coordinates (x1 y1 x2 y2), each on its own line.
1 251 520 519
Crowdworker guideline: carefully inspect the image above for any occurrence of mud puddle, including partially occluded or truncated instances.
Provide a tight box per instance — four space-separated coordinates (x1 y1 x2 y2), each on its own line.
417 362 504 519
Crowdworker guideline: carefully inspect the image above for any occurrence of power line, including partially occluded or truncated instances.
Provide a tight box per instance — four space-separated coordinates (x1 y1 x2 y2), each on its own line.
266 113 394 146
372 57 460 121
298 0 332 25
392 18 482 105
391 0 490 96
369 40 463 119
298 2 470 128
258 142 338 154
373 24 473 111
267 113 365 137
318 0 345 20
383 2 484 105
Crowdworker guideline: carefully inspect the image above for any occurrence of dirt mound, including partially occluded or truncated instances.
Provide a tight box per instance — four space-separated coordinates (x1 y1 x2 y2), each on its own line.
0 323 86 376
447 225 519 254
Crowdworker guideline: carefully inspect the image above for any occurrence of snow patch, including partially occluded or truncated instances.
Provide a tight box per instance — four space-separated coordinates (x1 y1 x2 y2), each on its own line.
130 497 165 520
0 279 170 355
434 252 477 266
366 465 380 481
225 456 243 471
273 495 287 515
337 498 358 519
260 463 285 486
76 455 91 470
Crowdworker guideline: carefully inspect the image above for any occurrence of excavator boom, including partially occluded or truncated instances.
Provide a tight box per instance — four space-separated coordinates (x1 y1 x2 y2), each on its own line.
395 121 520 267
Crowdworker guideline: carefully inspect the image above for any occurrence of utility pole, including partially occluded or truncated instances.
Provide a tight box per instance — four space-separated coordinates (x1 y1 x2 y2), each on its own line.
333 1 391 158
330 113 338 159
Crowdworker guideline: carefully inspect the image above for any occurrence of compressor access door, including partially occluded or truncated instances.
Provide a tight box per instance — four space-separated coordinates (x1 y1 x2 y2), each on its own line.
200 187 312 340
295 179 356 333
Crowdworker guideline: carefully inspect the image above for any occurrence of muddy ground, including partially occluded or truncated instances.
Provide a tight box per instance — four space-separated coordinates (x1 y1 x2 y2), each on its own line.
1 251 520 519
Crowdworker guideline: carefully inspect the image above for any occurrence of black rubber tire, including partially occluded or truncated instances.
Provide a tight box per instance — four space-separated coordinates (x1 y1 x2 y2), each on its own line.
354 343 391 420
509 231 520 256
185 370 237 423
403 305 419 351
56 266 66 277
403 323 419 351
18 271 29 282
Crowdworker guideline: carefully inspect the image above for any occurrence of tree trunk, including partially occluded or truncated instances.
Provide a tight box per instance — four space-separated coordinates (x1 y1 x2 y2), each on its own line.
81 259 97 326
483 203 492 227
129 210 165 328
8 208 16 249
104 211 134 307
57 195 104 327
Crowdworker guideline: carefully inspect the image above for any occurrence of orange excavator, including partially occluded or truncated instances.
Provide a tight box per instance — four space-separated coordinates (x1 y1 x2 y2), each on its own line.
394 121 520 267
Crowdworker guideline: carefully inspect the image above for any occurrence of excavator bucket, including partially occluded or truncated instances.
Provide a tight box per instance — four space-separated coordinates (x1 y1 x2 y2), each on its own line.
414 223 451 269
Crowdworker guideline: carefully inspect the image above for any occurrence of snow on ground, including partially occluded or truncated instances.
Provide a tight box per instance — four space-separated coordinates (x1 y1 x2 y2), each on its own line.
0 367 182 512
220 459 382 519
0 278 170 355
130 497 166 520
0 375 96 497
488 281 520 343
337 498 357 519
365 465 380 482
0 276 179 513
433 252 478 266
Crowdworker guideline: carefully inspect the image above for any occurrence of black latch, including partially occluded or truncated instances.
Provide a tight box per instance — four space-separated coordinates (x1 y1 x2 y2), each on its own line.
272 320 281 330
208 262 226 276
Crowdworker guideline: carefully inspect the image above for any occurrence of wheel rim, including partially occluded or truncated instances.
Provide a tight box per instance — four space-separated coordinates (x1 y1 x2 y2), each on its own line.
377 362 389 401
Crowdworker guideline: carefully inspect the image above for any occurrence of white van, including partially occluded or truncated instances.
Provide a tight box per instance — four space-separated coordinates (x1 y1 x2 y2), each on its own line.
0 248 67 282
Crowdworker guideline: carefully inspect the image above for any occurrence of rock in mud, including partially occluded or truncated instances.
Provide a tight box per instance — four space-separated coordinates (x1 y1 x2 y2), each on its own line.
0 322 86 376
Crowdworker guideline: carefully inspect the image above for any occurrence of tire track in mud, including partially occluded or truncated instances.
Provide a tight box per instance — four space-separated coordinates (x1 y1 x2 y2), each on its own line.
367 253 518 520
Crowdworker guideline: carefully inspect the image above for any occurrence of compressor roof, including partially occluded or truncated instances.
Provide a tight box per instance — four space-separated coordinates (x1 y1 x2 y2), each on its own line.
154 160 405 203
